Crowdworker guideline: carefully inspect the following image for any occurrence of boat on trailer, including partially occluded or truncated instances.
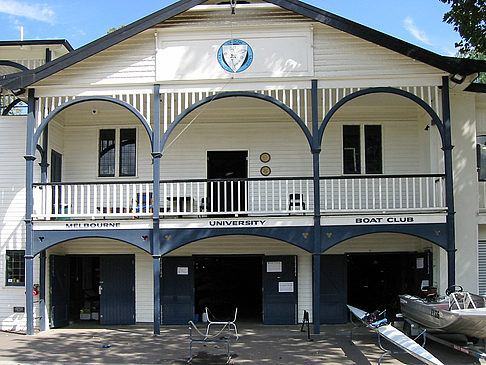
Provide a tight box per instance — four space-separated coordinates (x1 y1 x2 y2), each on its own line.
347 304 443 365
399 286 486 339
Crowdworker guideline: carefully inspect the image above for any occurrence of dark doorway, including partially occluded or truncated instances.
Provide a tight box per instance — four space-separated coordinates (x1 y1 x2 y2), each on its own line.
50 150 62 214
50 254 135 327
207 151 248 213
195 256 262 322
68 256 100 323
50 150 62 182
50 255 70 328
347 252 431 320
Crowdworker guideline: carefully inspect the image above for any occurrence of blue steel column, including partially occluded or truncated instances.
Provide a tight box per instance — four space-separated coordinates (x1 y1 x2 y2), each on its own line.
39 127 48 331
311 80 322 334
24 89 36 335
152 84 162 335
441 76 456 287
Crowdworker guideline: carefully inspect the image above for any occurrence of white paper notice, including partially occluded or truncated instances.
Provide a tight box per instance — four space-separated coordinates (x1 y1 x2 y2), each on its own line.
177 266 189 275
416 257 424 269
279 282 294 293
267 261 282 273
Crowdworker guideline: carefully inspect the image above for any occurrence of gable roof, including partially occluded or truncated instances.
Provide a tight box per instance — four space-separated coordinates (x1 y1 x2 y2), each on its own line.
2 0 486 91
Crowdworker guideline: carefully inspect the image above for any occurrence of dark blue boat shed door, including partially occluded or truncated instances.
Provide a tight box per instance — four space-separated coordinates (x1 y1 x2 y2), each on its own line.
100 255 135 325
320 255 347 323
161 257 194 325
263 256 297 324
49 255 70 328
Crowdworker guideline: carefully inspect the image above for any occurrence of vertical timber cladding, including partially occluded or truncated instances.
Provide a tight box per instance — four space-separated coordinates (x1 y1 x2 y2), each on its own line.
263 256 298 324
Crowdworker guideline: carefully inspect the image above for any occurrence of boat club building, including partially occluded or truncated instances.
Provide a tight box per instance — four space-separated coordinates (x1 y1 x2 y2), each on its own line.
1 0 486 335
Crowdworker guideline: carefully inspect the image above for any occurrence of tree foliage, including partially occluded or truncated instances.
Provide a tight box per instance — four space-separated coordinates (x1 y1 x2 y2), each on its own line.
107 25 125 34
465 50 486 83
439 0 486 55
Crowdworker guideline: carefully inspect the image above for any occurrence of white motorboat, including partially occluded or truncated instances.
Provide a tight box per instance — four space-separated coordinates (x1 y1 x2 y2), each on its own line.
399 286 486 339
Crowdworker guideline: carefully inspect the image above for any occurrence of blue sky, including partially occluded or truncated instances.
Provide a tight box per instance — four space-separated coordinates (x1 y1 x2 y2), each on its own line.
0 0 461 56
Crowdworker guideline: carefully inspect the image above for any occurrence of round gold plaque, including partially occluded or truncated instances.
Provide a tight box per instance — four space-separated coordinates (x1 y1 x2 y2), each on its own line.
260 166 271 176
260 152 271 163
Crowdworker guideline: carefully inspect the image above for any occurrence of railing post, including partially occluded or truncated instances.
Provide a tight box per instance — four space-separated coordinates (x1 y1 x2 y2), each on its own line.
311 80 322 334
442 76 456 288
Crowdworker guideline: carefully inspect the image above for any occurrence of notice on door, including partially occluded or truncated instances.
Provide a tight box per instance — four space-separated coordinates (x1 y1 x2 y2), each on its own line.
267 261 282 273
278 282 294 293
177 267 189 275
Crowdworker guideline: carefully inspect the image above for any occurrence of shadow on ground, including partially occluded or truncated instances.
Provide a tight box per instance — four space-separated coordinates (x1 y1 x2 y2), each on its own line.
0 323 481 364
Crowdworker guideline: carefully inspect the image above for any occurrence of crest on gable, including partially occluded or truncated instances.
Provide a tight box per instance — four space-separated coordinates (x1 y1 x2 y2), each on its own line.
217 39 253 73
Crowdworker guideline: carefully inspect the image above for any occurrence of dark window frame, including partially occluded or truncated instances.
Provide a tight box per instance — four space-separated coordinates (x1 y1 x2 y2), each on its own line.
6 250 25 286
98 128 137 178
343 124 383 175
119 128 137 177
99 129 116 177
477 135 486 181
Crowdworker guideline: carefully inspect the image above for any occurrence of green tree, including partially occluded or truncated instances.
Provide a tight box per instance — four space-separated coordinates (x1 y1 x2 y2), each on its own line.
107 25 125 34
466 51 486 83
439 0 486 55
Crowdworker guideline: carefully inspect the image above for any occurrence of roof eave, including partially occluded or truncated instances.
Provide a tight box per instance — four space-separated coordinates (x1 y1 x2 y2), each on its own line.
267 0 486 76
3 0 486 91
4 0 207 90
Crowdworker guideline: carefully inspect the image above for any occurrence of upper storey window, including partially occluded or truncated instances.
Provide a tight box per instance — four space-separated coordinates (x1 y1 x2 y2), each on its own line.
477 136 486 181
343 125 382 174
99 128 136 177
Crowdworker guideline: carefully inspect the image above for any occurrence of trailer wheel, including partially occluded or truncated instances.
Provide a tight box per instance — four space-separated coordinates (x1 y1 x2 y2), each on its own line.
402 320 412 337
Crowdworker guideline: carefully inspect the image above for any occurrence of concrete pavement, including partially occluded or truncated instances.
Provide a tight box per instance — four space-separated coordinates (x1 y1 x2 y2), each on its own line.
0 322 483 364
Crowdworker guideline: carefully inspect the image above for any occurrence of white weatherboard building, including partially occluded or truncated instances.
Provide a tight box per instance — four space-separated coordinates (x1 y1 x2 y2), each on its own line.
1 0 485 335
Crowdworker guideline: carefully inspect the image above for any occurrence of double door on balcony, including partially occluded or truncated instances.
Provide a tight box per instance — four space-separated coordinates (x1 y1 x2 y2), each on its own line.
206 151 247 214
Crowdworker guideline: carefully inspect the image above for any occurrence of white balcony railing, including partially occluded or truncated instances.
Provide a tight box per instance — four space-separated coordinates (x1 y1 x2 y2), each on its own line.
320 175 446 213
32 175 446 220
33 181 154 219
160 178 312 216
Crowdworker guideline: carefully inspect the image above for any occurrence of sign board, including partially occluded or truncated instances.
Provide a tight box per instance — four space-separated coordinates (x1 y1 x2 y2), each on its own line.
278 282 294 293
267 261 282 273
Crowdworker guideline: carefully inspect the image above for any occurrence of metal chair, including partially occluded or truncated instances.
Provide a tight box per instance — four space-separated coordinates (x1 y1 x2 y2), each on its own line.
188 320 232 363
289 193 306 211
204 306 238 339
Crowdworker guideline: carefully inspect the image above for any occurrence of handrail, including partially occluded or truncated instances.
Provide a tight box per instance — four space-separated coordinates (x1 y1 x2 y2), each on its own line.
32 174 445 186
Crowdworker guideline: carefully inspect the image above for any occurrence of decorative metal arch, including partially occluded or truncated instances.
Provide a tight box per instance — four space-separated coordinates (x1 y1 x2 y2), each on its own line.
32 229 152 256
2 98 24 116
0 60 29 73
159 227 314 255
32 96 153 155
320 224 448 253
160 91 314 153
318 87 445 147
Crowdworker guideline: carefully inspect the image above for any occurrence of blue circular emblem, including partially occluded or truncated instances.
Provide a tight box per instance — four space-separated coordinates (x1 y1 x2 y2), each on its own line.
217 39 253 73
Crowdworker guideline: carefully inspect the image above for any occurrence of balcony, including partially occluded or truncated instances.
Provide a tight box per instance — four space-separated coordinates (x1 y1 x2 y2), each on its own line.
32 174 446 221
